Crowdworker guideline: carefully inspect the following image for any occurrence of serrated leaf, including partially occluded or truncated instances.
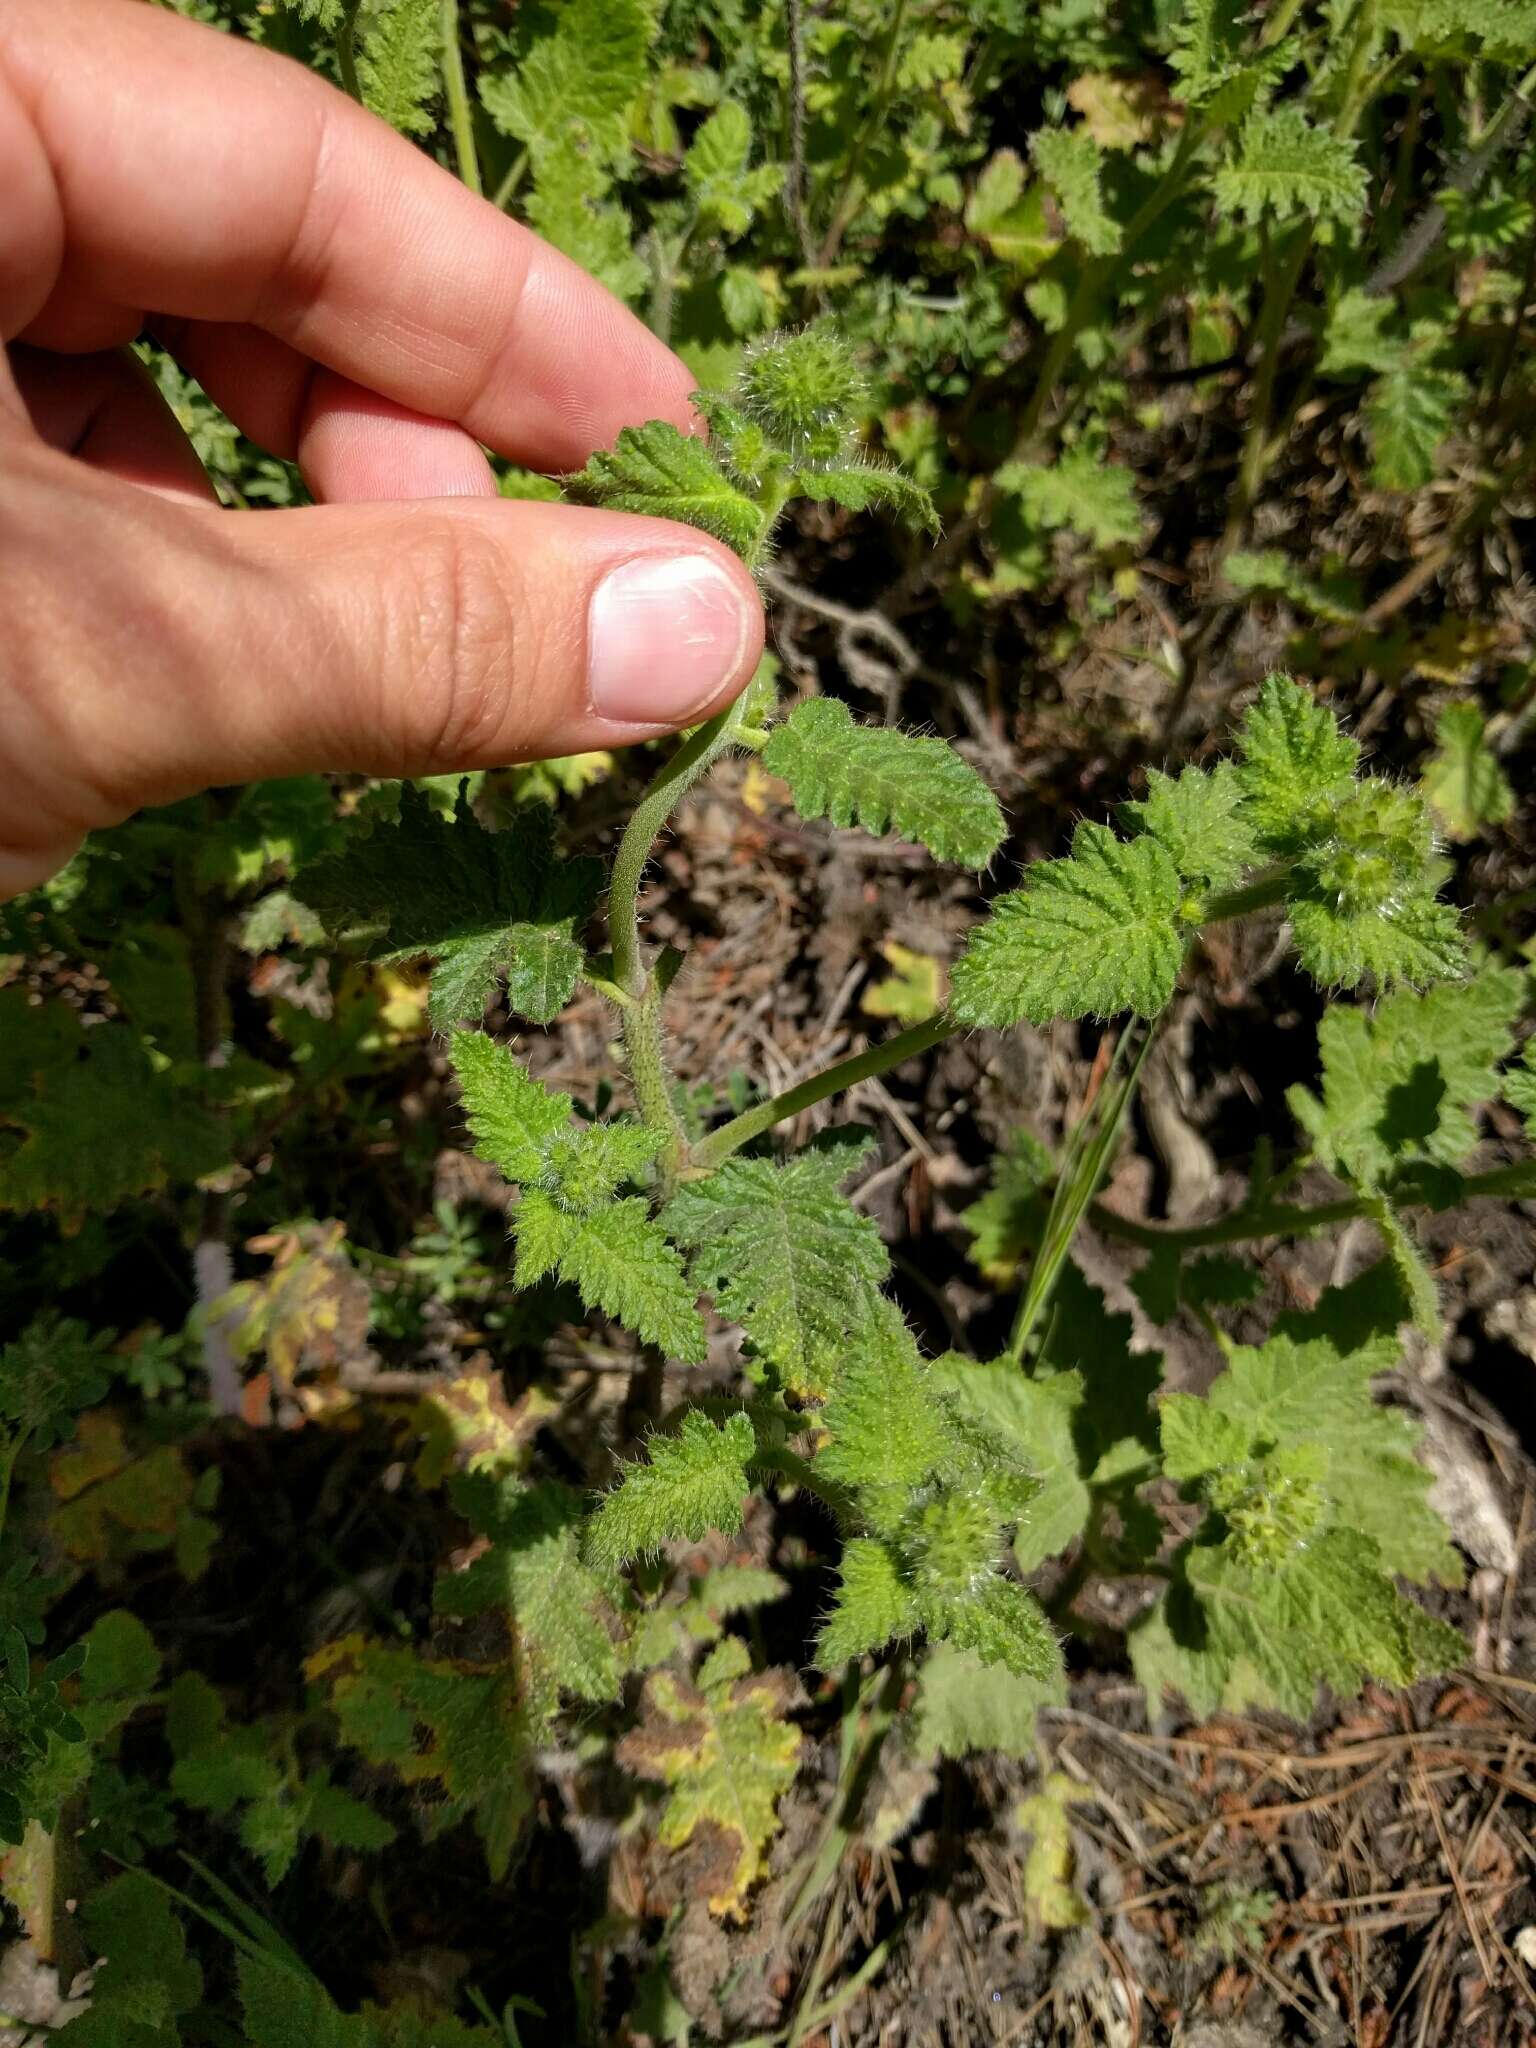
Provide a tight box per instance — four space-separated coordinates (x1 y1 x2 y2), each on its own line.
1320 288 1407 377
479 0 652 166
664 1134 889 1392
303 790 602 1028
761 697 1002 867
313 1633 537 1879
817 1318 957 1519
933 1577 1060 1680
569 419 764 558
995 449 1143 548
449 1033 572 1184
789 462 940 535
1366 360 1468 490
514 1189 706 1362
586 1411 755 1567
1422 703 1514 838
52 1874 203 2041
0 996 231 1223
1120 761 1260 890
1224 548 1363 622
930 1357 1091 1572
907 1639 1066 1760
951 821 1184 1027
1162 1312 1460 1583
863 940 944 1025
1287 889 1466 991
0 1315 113 1451
1505 1043 1536 1137
618 1637 800 1916
1287 969 1523 1185
959 1129 1053 1283
815 1538 922 1667
436 1476 620 1714
1134 1525 1463 1720
359 0 440 137
685 101 780 235
1030 128 1121 254
1235 673 1360 848
524 138 648 304
1213 105 1367 224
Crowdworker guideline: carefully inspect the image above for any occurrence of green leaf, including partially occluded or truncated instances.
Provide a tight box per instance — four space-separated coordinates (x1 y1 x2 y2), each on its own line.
54 1874 203 2041
930 1357 1091 1572
618 1636 800 1917
586 1411 756 1568
1366 360 1468 490
663 1134 890 1393
523 140 648 304
303 790 602 1028
1120 761 1260 891
761 698 1003 867
959 1129 1053 1283
1505 1043 1536 1137
933 1577 1060 1680
76 1610 162 1738
815 1538 921 1667
302 1776 397 1855
1162 1312 1460 1584
1320 288 1407 377
514 1189 706 1362
951 822 1184 1027
995 450 1143 548
1030 128 1121 254
1287 889 1466 992
1235 673 1360 849
788 462 940 535
449 1033 572 1184
0 1314 113 1450
1213 105 1368 225
1224 548 1363 622
685 101 780 236
816 1318 957 1518
479 0 652 167
358 0 440 137
436 1478 620 1712
1287 969 1524 1185
907 1640 1066 1760
568 419 764 558
1422 703 1514 839
0 996 231 1223
1134 1525 1464 1720
965 151 1057 272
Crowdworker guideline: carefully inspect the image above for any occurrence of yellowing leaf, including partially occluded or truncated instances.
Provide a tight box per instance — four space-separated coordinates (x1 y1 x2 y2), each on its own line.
861 941 944 1025
617 1638 800 1917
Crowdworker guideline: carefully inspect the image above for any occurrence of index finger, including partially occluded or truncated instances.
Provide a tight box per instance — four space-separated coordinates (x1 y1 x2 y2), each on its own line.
0 0 696 470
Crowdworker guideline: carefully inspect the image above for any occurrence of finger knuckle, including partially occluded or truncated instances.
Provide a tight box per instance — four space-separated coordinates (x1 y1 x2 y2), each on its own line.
401 515 525 768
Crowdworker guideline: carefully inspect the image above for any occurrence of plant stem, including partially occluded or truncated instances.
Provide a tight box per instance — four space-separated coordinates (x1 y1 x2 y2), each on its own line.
1087 1162 1532 1254
691 1013 957 1173
609 704 753 1000
492 149 529 212
784 0 815 267
439 0 482 197
1199 870 1293 923
623 983 690 1192
816 0 912 268
336 0 362 101
0 1427 28 1549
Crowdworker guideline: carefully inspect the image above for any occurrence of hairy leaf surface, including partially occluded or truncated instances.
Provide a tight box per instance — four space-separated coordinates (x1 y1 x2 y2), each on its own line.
762 697 1003 867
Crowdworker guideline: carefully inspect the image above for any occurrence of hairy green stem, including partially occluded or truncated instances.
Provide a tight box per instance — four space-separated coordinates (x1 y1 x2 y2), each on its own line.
623 984 690 1191
1199 870 1293 924
691 1013 956 1173
609 701 754 1000
439 0 482 197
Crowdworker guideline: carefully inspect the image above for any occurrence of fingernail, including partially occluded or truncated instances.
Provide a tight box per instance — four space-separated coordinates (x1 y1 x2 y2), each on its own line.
587 553 753 726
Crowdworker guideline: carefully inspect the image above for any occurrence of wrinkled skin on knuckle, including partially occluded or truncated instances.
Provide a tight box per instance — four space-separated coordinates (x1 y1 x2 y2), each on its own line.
394 513 529 771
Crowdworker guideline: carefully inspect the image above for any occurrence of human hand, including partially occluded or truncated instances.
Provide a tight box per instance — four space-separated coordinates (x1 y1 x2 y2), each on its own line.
0 0 764 898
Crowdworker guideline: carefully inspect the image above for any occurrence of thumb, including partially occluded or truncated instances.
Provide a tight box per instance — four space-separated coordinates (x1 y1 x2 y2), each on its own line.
1 440 764 895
